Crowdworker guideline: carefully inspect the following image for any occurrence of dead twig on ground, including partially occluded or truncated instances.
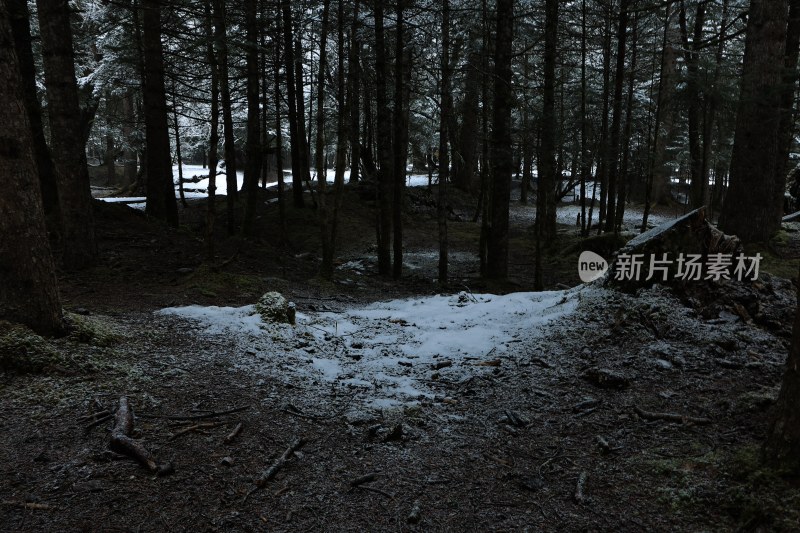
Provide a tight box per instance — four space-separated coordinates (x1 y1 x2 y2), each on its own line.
244 437 306 502
139 405 248 421
2 501 54 510
633 405 711 425
224 422 243 444
168 422 225 441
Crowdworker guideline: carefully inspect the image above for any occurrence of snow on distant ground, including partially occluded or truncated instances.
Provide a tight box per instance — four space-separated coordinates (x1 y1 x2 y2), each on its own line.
158 287 584 410
96 164 434 207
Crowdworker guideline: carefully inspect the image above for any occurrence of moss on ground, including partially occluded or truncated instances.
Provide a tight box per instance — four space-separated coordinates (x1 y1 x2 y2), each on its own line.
0 320 63 374
65 312 121 347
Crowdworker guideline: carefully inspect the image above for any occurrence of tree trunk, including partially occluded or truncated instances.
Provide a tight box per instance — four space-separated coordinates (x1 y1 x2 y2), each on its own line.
0 4 63 335
280 0 304 208
213 0 238 232
453 33 480 193
604 0 629 232
204 0 219 261
438 0 451 286
486 0 514 279
719 0 790 243
374 1 393 276
682 1 707 209
36 0 98 268
242 0 262 237
7 0 60 232
539 0 558 242
122 91 138 187
140 0 178 228
763 269 800 473
597 4 613 234
615 10 638 233
348 1 361 184
393 0 410 279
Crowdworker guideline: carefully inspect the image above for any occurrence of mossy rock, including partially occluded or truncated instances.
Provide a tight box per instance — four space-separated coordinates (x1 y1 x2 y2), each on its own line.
254 292 296 325
0 320 62 374
64 312 121 347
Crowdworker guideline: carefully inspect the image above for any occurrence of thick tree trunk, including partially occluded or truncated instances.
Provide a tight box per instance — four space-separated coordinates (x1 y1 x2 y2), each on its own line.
393 0 411 279
719 0 790 242
438 0 451 286
777 0 800 193
486 0 514 279
616 11 638 233
453 34 480 193
204 0 219 261
374 2 393 276
348 1 361 184
122 91 138 187
763 271 800 473
538 0 558 242
213 0 238 231
241 0 262 237
7 0 60 232
604 0 629 232
597 5 613 234
140 0 178 227
0 5 63 335
682 1 707 209
36 0 98 267
280 0 304 208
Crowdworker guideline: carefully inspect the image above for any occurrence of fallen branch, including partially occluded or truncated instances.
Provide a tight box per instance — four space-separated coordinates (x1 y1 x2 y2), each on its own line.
2 500 53 510
349 472 378 489
633 405 711 425
169 422 225 441
574 472 588 503
244 437 306 502
224 422 243 444
85 413 113 432
109 397 173 475
139 405 248 421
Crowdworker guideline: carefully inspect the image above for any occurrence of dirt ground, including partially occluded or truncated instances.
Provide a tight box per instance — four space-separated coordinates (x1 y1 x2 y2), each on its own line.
2 184 800 532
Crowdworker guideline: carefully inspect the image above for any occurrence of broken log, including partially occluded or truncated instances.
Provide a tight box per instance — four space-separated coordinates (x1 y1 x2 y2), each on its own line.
633 405 711 425
109 397 173 475
607 207 742 291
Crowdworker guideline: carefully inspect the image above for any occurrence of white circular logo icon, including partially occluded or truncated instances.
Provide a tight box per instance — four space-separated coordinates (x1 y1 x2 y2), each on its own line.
578 251 608 283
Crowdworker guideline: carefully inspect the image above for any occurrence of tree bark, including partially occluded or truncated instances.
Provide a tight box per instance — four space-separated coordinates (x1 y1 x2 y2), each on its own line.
213 0 238 232
0 4 63 335
486 0 514 279
140 0 178 228
438 0 451 286
374 1 393 276
36 0 99 267
719 0 790 243
241 0 262 237
763 269 800 473
7 0 60 232
539 0 558 242
682 1 708 209
280 0 304 208
393 0 410 279
204 0 219 261
603 0 629 232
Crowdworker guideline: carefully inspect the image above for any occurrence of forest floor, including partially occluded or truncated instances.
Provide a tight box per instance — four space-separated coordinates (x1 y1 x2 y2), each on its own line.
2 181 800 532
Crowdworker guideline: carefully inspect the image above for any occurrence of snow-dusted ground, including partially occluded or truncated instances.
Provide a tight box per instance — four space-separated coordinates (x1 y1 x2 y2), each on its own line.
158 286 584 410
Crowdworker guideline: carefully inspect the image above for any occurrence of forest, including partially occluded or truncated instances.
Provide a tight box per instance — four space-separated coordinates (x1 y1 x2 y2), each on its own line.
2 0 800 530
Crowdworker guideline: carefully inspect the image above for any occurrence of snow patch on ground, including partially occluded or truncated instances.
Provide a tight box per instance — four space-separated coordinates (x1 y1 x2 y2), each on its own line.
158 288 585 410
